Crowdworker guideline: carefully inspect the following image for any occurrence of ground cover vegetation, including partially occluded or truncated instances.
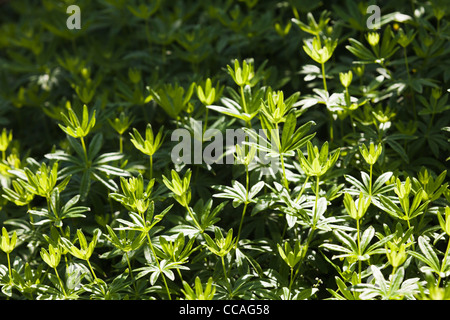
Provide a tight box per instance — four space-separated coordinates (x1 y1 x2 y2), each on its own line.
0 0 449 300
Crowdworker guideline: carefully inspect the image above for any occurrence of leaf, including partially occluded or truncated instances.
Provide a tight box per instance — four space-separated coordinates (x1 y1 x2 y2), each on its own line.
372 172 394 194
346 38 377 62
390 267 405 293
88 133 103 160
335 277 355 300
414 237 441 273
321 243 352 254
370 265 388 294
360 226 375 253
313 197 327 224
378 195 403 219
333 230 357 253
386 139 409 163
281 112 297 149
344 174 367 194
248 181 265 200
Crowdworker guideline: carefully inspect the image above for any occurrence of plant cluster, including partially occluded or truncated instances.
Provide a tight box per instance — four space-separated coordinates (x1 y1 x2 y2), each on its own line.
0 0 449 300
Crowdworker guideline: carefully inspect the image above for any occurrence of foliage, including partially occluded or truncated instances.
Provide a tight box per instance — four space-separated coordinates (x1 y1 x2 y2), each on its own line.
0 0 449 301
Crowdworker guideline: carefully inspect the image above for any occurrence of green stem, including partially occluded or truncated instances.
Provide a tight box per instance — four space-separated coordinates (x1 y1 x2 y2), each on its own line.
280 153 289 190
314 175 320 216
125 252 137 294
185 204 203 232
240 85 247 114
236 165 249 249
6 252 12 285
176 268 184 283
221 256 232 295
1 150 5 161
47 195 63 234
145 233 172 300
429 113 435 131
54 267 68 297
437 236 450 287
390 266 397 286
406 219 415 251
149 155 153 181
288 267 294 299
357 218 362 283
292 5 299 20
275 122 289 189
86 258 98 282
321 62 327 92
296 175 310 202
119 134 123 154
203 107 209 134
236 203 248 250
80 136 89 165
245 164 249 193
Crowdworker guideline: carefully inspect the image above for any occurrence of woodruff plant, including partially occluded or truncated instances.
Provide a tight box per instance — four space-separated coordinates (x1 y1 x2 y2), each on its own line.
0 0 449 302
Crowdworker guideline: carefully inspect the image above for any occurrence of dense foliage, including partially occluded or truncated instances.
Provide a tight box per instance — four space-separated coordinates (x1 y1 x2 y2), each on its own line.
0 0 449 300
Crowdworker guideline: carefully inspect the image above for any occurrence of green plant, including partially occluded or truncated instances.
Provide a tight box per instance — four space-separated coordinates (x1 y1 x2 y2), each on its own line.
130 124 164 181
0 0 449 303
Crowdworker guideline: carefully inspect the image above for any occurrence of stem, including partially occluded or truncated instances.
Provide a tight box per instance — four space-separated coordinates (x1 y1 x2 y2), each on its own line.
275 122 289 189
240 85 248 114
314 175 320 217
119 134 123 154
47 195 63 234
437 236 450 287
357 218 362 283
292 5 299 20
149 155 153 181
406 219 415 251
321 62 327 92
176 268 184 283
392 266 397 277
236 203 248 250
280 153 289 190
288 267 294 299
221 256 232 294
1 150 5 161
236 165 249 249
329 114 334 142
245 163 249 193
185 204 203 232
54 267 68 297
86 259 98 282
145 233 172 300
203 108 209 134
125 252 138 294
7 252 12 285
429 113 435 130
296 175 310 202
80 136 89 165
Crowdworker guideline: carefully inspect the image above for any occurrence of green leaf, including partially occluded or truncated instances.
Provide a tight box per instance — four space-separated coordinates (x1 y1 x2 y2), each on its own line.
378 195 403 219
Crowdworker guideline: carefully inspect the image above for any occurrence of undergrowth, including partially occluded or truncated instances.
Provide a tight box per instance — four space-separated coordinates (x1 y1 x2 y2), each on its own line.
0 0 449 300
